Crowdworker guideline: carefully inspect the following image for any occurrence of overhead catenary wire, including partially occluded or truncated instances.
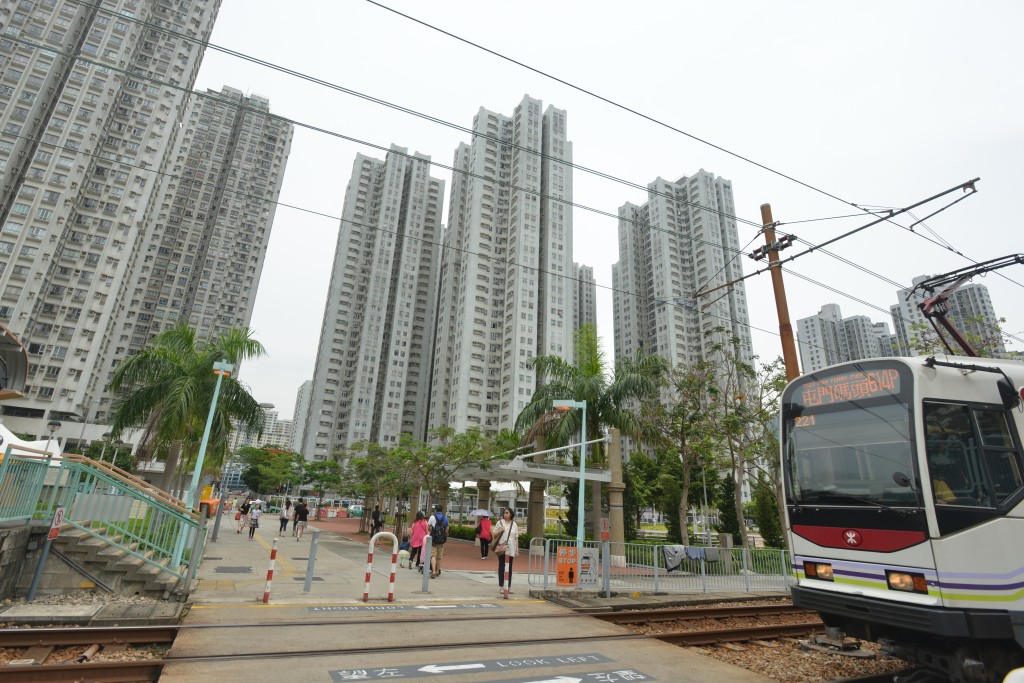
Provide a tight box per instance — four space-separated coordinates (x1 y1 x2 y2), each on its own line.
6 16 1016 361
62 0 764 231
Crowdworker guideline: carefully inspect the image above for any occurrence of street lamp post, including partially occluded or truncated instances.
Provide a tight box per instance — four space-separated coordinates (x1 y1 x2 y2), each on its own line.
185 359 234 507
46 420 61 456
552 399 588 567
99 432 113 463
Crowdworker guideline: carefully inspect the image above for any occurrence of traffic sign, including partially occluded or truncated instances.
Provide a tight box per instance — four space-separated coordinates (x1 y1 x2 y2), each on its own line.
600 517 610 541
556 546 578 586
47 507 64 541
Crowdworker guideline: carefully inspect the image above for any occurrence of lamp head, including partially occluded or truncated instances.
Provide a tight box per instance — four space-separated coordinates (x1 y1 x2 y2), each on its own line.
46 419 61 434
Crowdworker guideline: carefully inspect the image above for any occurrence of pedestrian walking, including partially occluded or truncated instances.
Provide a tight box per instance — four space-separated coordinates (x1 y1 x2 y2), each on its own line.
491 507 519 598
294 498 309 540
279 498 291 534
371 504 382 536
237 497 252 534
427 504 449 578
476 514 492 560
247 503 262 541
409 510 428 571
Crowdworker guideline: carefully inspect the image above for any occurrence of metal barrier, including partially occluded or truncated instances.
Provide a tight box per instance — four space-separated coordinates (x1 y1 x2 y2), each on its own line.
527 538 793 595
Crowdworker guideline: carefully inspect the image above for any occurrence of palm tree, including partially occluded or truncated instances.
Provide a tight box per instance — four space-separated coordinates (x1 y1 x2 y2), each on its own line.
514 324 665 537
107 322 266 499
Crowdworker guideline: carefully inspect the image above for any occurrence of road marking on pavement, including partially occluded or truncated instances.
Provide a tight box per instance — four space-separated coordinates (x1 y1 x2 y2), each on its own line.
329 654 614 680
192 600 540 610
254 533 298 574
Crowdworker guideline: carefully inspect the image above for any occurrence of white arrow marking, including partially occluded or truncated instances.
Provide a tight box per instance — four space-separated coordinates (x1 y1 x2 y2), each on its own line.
419 663 487 674
413 604 458 609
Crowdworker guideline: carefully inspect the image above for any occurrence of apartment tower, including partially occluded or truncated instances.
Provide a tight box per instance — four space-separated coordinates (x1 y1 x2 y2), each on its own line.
0 0 222 439
429 95 579 434
121 86 292 348
300 146 444 460
890 277 1005 356
612 170 753 370
797 303 895 373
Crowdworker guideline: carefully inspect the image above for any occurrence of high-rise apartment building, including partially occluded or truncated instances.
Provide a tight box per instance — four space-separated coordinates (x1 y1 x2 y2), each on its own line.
429 95 581 434
612 170 752 370
573 263 597 332
121 86 292 347
289 379 311 453
890 277 1005 356
0 0 224 439
229 407 292 451
300 146 444 460
797 303 896 373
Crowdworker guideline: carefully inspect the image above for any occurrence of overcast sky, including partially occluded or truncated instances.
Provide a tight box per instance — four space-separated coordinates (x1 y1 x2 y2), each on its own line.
193 1 1024 420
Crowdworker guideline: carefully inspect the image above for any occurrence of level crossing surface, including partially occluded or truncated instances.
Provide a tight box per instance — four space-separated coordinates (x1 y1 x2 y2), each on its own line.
165 510 779 681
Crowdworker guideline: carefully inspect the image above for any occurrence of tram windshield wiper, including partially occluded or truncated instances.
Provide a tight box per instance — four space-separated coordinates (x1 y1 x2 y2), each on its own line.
809 486 918 515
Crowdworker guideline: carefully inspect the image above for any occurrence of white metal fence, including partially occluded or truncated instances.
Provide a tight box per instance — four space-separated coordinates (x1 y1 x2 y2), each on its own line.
526 538 794 595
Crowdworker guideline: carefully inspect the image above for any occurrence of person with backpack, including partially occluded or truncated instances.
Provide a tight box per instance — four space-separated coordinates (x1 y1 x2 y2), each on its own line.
427 504 449 578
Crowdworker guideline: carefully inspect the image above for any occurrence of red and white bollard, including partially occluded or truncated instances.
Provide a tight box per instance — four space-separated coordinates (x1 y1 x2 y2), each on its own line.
263 537 278 604
363 532 398 602
503 555 511 599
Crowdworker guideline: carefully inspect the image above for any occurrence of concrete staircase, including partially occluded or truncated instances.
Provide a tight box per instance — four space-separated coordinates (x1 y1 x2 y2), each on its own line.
24 528 183 599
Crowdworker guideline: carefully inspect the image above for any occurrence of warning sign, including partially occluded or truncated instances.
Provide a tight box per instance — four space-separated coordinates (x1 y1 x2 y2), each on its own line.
580 547 600 585
47 507 64 541
556 546 578 587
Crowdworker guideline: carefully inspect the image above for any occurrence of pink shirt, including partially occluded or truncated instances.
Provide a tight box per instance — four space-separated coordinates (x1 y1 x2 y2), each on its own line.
410 519 428 548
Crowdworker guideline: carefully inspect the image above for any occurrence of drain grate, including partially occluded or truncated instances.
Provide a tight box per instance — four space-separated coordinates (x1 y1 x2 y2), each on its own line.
205 557 223 560
214 566 252 573
293 576 324 581
292 557 308 560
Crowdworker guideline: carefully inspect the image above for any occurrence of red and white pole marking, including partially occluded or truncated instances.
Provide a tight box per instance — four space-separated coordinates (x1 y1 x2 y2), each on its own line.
263 537 278 604
503 556 511 599
363 532 399 603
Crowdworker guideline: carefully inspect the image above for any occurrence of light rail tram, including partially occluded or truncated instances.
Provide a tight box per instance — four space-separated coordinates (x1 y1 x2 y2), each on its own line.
781 355 1024 682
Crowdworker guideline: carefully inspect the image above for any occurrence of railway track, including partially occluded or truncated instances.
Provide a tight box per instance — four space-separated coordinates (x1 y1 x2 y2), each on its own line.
0 603 828 681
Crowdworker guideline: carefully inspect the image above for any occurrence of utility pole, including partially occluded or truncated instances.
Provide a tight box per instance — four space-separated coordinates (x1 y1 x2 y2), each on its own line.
751 204 800 381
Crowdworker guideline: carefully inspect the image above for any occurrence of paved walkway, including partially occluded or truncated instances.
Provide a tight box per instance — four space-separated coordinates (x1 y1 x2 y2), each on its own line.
195 510 517 605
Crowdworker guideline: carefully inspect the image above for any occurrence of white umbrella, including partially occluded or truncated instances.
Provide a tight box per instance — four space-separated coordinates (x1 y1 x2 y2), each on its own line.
469 509 491 517
250 499 264 506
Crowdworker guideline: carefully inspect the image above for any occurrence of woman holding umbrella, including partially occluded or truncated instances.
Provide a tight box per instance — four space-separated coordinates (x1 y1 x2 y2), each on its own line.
474 510 492 560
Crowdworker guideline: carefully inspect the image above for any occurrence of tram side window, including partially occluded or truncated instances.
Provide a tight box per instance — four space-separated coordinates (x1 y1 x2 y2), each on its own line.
923 402 1024 507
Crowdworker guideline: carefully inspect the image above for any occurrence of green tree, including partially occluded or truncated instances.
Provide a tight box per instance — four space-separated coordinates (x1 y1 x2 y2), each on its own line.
638 357 722 544
107 322 266 499
751 472 785 548
514 324 665 538
304 460 342 518
409 427 491 507
238 447 302 495
715 475 740 544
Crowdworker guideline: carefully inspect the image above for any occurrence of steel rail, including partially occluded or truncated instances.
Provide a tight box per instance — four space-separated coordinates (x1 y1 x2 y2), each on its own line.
0 625 178 648
596 604 814 623
0 659 162 682
653 621 827 646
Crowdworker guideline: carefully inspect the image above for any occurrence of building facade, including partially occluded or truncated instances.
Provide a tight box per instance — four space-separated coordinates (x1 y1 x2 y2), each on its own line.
611 170 753 370
428 95 582 435
0 0 226 440
121 85 292 348
300 146 444 460
289 379 311 453
573 263 597 332
797 303 896 373
890 277 1005 357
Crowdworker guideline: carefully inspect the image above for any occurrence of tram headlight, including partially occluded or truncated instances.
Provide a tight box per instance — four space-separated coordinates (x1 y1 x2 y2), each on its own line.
886 570 928 594
803 562 834 581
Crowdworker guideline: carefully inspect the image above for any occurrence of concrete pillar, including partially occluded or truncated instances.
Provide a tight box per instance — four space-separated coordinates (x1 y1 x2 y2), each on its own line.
606 428 627 567
476 480 491 511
